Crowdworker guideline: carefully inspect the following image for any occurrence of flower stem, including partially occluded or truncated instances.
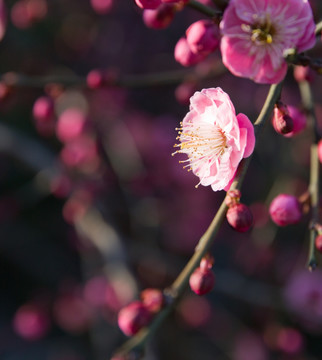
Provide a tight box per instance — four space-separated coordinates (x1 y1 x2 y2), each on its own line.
111 82 283 359
298 80 320 271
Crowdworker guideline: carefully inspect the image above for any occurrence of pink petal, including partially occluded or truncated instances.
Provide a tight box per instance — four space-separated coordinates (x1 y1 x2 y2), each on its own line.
237 113 255 158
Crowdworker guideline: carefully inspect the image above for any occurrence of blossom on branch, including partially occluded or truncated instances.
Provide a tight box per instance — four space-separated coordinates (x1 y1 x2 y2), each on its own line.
220 0 316 84
173 88 255 191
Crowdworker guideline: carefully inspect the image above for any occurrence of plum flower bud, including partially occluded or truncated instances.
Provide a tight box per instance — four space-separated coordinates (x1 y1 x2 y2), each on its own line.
189 267 215 295
269 194 302 226
118 301 152 336
140 288 164 313
33 96 54 122
90 0 113 14
86 69 105 89
174 37 206 67
315 235 322 253
225 189 241 207
272 103 293 135
186 20 220 56
142 4 176 29
294 65 315 83
200 254 214 272
283 106 307 138
56 108 87 143
135 0 162 9
226 203 253 232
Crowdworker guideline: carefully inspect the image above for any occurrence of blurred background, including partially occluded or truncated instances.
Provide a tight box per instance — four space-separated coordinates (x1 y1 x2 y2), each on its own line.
0 0 322 359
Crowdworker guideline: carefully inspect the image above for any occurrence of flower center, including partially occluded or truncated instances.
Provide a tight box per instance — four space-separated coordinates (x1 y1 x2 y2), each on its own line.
172 121 227 174
242 17 275 45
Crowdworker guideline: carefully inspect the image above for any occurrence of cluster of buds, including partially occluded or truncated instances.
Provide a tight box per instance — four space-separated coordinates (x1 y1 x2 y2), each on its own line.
135 0 187 29
118 288 165 336
175 19 220 67
225 190 253 232
189 254 215 295
269 194 303 226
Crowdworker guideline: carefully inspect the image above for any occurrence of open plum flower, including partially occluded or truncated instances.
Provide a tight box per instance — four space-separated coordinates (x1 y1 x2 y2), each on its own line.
220 0 316 84
173 88 255 191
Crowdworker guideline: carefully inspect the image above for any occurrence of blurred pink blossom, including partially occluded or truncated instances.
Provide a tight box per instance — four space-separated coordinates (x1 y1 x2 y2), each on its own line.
173 87 255 191
284 270 322 331
220 0 316 83
13 303 50 341
56 108 88 143
90 0 114 14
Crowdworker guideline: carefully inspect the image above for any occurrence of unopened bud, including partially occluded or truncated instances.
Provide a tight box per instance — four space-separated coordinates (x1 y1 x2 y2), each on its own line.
225 189 241 207
269 194 302 226
272 105 294 135
226 203 253 232
140 288 164 313
118 301 152 336
189 267 215 295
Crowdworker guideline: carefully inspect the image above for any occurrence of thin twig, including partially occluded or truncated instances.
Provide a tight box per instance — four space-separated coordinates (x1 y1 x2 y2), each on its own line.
298 80 320 270
112 82 283 359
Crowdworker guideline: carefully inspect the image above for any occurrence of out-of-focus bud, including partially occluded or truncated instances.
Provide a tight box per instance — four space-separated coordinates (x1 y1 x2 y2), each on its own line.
33 96 54 122
86 69 105 89
118 301 152 336
269 194 302 226
11 0 47 29
140 288 165 313
13 303 50 341
135 0 162 9
226 203 253 232
143 4 176 29
294 65 315 83
90 0 113 14
174 37 206 67
186 20 220 55
56 108 88 143
189 267 215 295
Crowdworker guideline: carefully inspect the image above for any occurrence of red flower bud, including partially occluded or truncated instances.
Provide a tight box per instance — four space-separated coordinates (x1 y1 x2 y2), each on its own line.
269 194 302 226
189 267 215 295
226 203 253 232
118 301 152 336
140 288 164 313
225 189 241 207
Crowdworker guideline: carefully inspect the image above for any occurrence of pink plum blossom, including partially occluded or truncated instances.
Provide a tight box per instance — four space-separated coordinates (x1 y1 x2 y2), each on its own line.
220 0 316 84
173 88 255 191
